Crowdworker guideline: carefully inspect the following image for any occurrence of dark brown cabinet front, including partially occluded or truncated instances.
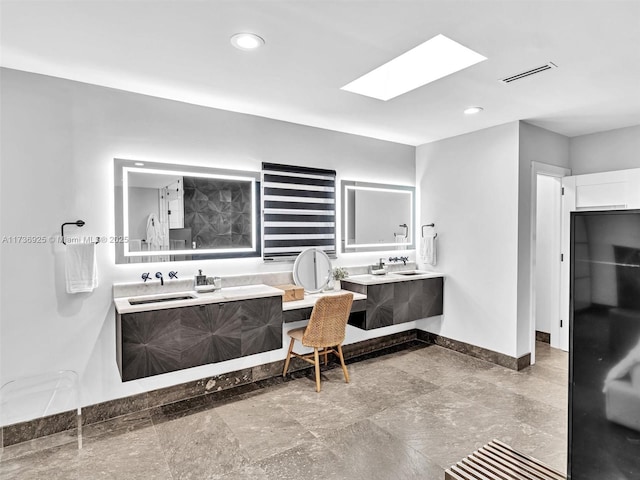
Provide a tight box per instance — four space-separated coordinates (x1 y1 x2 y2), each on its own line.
342 277 443 330
117 296 282 381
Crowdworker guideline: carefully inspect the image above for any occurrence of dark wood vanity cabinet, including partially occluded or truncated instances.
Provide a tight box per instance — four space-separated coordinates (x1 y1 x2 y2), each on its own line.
341 277 443 330
116 296 282 381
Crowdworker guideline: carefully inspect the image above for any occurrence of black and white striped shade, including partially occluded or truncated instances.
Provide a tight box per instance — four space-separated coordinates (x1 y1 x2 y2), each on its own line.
262 163 336 259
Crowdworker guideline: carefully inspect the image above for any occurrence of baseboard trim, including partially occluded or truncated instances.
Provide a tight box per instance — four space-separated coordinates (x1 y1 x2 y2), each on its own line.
416 331 531 371
536 330 551 344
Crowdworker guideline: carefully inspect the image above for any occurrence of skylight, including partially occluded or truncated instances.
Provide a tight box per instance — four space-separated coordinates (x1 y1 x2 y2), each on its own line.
341 34 487 101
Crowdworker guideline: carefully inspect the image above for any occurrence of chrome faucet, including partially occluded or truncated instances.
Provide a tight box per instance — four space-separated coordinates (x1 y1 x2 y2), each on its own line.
155 272 164 286
378 258 386 269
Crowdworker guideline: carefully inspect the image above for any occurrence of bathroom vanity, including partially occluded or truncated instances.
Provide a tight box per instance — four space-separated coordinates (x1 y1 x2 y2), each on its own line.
113 269 443 382
114 284 284 381
341 272 443 330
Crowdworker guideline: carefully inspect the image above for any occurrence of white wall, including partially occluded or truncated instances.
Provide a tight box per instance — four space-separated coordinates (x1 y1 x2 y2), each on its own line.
517 122 570 355
570 125 640 175
0 68 417 420
416 122 520 357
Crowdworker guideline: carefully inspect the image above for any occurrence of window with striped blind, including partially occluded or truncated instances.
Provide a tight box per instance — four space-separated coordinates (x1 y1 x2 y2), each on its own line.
262 162 337 260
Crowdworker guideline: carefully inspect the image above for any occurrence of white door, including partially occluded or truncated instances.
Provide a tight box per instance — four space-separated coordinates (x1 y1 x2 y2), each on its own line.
535 175 563 348
530 162 571 364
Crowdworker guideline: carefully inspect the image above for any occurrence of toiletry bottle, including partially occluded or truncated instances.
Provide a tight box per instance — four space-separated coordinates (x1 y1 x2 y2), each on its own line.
195 269 206 286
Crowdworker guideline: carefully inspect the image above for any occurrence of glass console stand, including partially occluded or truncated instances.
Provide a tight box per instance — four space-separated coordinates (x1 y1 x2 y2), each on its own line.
0 370 82 449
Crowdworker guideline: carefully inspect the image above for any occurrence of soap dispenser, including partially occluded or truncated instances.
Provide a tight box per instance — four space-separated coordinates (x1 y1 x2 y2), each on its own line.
195 269 206 286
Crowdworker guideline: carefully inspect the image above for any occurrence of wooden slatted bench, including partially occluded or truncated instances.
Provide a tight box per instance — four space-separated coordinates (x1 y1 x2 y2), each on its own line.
445 439 565 480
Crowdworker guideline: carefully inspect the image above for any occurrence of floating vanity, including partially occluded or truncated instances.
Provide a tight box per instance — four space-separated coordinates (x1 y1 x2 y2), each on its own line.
113 269 443 382
341 271 443 330
114 282 284 381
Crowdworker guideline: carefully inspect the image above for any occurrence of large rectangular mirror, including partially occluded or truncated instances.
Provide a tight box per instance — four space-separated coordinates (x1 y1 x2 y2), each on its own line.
341 180 415 253
114 158 260 264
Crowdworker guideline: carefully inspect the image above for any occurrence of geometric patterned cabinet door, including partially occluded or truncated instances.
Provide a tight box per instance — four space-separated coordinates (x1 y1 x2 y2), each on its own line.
120 308 182 382
239 296 283 356
117 296 283 381
342 277 443 330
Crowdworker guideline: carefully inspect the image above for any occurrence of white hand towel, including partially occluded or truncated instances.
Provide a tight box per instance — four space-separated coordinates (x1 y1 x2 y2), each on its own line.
420 233 437 266
65 243 98 293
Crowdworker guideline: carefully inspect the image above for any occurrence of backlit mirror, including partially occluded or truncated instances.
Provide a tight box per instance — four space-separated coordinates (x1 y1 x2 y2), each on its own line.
293 248 332 293
341 180 415 253
114 158 260 264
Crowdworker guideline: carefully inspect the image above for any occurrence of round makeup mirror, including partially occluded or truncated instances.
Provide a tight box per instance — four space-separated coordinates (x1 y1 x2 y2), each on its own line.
292 248 332 293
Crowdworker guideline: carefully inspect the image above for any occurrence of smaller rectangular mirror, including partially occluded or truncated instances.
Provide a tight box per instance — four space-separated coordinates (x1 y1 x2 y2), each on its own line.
341 180 415 253
114 159 260 264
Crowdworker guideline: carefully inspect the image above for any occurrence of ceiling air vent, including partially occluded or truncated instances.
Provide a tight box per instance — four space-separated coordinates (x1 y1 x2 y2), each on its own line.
500 62 557 83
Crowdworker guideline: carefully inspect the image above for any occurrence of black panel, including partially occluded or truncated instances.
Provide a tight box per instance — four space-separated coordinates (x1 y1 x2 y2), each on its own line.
569 210 640 479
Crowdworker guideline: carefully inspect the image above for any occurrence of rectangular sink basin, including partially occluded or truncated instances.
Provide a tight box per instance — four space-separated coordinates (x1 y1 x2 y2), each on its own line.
128 292 197 305
393 270 429 276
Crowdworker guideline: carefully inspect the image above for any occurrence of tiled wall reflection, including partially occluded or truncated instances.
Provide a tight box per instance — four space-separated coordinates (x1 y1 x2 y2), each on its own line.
183 177 252 248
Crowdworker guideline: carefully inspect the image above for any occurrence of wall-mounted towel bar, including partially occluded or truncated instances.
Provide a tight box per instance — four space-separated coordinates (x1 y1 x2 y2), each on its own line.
394 223 408 238
61 220 99 245
421 223 437 238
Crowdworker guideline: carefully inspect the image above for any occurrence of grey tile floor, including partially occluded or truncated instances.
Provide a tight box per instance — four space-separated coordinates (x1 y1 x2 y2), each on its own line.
0 342 568 479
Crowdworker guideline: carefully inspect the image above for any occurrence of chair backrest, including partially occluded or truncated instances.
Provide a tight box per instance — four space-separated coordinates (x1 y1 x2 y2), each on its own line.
302 293 354 348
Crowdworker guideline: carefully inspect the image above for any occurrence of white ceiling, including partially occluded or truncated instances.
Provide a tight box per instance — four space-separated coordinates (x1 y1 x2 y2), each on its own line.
1 1 639 146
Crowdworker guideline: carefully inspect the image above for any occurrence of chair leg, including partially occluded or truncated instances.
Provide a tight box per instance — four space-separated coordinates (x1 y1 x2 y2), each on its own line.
283 337 295 377
337 344 349 383
323 349 329 366
313 348 321 392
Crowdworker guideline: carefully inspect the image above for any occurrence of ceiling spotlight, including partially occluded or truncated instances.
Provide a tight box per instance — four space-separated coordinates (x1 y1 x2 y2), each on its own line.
230 33 265 51
464 106 483 115
134 162 145 166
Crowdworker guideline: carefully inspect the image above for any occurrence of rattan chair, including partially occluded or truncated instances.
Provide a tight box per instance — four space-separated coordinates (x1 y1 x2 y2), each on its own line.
282 292 354 392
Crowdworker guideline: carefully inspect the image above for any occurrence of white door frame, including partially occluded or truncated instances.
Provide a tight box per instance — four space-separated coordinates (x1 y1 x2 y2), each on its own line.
529 161 571 363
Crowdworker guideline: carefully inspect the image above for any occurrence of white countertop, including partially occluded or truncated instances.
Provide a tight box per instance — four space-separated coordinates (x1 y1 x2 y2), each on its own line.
342 271 444 286
281 289 367 311
114 284 284 314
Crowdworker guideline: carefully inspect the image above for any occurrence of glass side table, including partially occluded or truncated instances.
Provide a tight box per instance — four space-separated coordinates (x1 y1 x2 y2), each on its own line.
0 370 82 449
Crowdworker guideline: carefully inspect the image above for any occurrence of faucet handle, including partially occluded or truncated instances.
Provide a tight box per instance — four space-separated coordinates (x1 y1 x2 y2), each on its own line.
141 272 150 282
169 271 178 279
155 272 163 279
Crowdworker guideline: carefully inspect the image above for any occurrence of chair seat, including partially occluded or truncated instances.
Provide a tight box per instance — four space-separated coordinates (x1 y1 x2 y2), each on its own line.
287 327 305 341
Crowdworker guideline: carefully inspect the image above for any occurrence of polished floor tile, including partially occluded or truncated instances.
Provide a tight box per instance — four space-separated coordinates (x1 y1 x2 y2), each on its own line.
0 342 569 479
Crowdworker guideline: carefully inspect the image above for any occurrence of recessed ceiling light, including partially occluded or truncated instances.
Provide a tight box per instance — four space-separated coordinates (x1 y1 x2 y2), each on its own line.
464 106 483 115
230 33 265 51
341 34 487 101
134 162 145 166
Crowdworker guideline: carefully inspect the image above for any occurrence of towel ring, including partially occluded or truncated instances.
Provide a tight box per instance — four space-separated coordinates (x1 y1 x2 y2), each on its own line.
61 220 99 245
421 223 436 238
